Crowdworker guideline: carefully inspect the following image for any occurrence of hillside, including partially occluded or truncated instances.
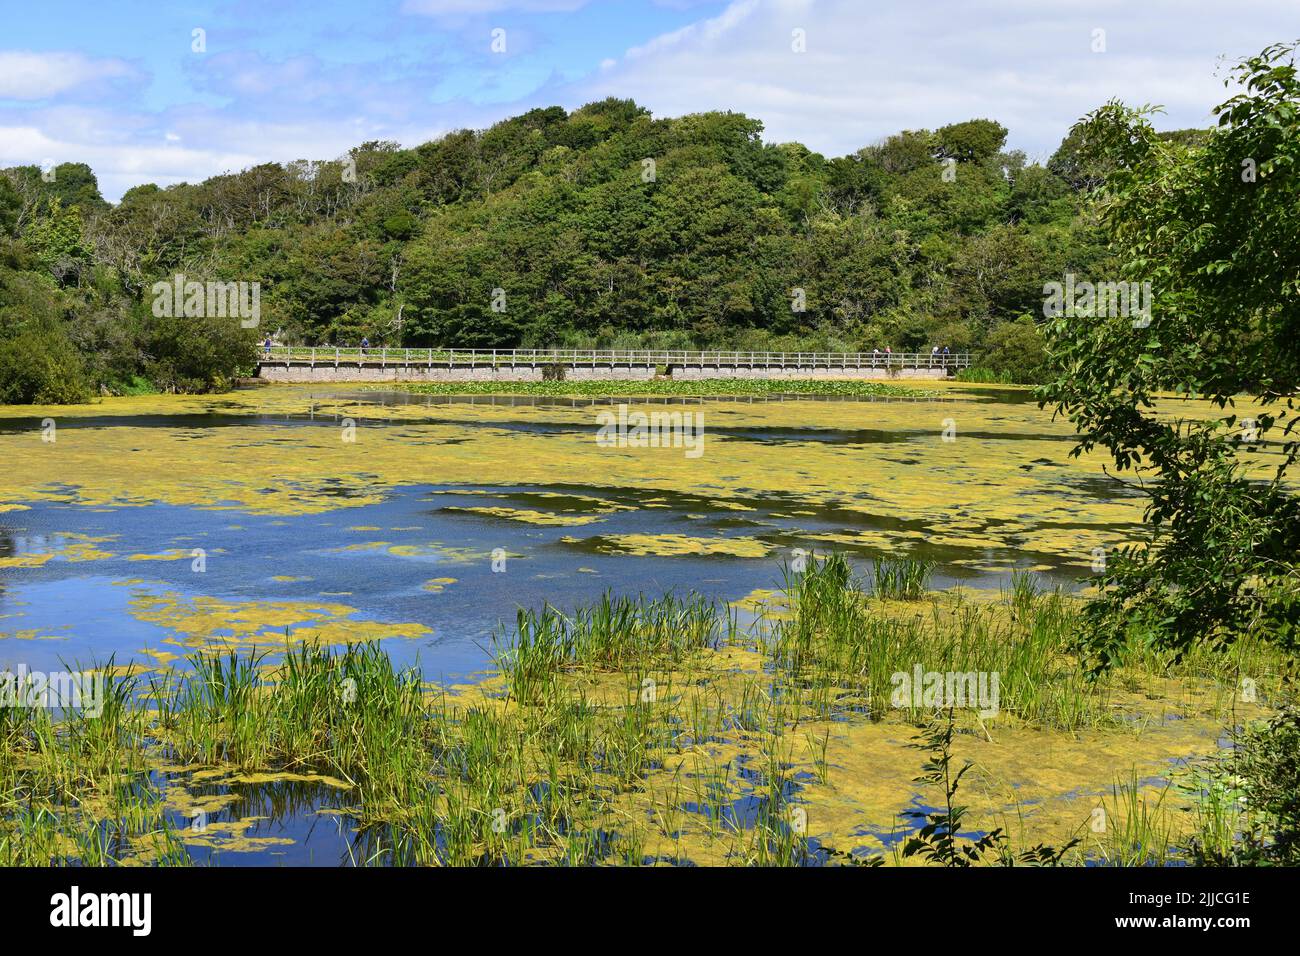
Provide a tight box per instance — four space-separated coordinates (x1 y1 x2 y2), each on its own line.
1 99 1115 402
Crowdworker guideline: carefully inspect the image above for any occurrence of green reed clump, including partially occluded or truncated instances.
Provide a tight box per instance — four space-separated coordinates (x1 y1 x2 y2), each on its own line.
873 557 935 600
494 591 726 703
1182 705 1300 866
1089 774 1175 866
774 553 1117 728
0 664 186 866
1007 569 1042 618
151 642 433 819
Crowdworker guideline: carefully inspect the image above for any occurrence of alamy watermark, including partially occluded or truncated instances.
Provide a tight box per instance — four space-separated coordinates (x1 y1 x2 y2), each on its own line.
891 664 1000 718
595 404 705 459
1 666 106 717
50 886 151 936
151 274 260 328
1043 273 1152 328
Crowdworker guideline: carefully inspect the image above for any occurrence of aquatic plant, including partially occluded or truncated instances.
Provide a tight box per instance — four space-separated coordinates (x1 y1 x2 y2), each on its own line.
1089 774 1175 867
393 378 929 400
902 708 1078 867
1 561 1293 867
1183 705 1300 866
872 557 935 601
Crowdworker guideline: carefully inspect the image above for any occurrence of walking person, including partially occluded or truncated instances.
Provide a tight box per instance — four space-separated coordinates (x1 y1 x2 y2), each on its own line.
360 335 369 357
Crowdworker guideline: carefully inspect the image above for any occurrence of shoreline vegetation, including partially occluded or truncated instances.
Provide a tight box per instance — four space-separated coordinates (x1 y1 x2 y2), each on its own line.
2 556 1290 866
373 378 950 399
2 102 1083 407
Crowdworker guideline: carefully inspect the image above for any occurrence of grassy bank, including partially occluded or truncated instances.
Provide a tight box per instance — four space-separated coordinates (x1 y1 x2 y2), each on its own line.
378 378 936 399
2 557 1290 866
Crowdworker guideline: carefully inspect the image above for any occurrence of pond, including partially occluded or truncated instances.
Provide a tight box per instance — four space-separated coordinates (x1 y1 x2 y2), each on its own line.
3 383 1270 867
0 383 1144 681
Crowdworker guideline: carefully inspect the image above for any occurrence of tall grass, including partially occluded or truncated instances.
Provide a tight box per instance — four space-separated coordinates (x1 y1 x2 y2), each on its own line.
872 557 935 600
774 554 1112 727
2 557 1292 867
493 592 728 703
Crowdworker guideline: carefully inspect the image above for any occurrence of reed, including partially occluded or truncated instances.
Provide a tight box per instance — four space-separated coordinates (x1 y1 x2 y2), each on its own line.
2 555 1293 866
872 557 935 601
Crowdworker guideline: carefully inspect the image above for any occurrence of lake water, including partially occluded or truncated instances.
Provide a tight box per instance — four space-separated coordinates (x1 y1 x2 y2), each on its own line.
0 384 1145 683
11 384 1265 866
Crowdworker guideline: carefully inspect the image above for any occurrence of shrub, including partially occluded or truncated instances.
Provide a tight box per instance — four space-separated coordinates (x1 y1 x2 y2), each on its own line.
0 327 90 404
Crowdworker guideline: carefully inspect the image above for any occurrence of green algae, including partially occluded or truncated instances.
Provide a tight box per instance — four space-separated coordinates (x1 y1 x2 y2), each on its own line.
4 385 1274 574
561 532 773 558
441 505 605 526
127 589 432 651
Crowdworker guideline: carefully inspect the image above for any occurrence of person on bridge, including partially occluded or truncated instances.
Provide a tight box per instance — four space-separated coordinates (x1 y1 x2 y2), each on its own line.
360 336 369 356
263 336 272 358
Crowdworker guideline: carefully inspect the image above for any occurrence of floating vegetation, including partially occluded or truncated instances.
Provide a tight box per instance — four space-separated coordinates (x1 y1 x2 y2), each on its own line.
0 386 1159 573
391 378 934 399
127 590 432 651
561 532 772 558
1 556 1288 867
440 506 605 526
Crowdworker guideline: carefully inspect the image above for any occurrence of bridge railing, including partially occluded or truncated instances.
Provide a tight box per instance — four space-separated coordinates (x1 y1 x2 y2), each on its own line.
259 346 972 369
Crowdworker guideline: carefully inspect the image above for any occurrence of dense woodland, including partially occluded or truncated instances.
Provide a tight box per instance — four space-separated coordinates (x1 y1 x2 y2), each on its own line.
0 98 1135 402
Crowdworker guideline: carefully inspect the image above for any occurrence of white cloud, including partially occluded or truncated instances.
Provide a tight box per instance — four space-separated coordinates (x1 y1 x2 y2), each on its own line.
0 51 141 100
402 0 591 15
6 1 1298 201
575 0 1298 159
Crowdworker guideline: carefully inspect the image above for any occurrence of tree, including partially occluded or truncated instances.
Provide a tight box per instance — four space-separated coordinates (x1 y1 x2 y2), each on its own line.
137 305 258 392
933 119 1008 164
0 327 88 404
1 97 1103 401
1040 40 1300 668
0 177 19 237
23 198 89 284
980 315 1048 383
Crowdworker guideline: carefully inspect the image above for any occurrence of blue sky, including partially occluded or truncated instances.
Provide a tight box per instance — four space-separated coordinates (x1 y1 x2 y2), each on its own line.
1 0 1296 200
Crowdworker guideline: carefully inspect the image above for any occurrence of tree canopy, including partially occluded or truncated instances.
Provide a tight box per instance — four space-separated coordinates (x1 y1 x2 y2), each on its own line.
0 98 1141 400
1041 40 1300 666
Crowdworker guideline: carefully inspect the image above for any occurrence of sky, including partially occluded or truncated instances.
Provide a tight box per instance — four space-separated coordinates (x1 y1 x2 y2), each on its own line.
1 0 1296 201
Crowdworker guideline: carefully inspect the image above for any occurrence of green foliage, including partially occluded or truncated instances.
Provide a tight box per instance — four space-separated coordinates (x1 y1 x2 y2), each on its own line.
0 177 18 237
934 119 1008 163
1186 706 1300 866
0 99 1100 402
978 314 1050 383
137 307 259 393
872 557 935 600
0 326 89 404
22 198 88 282
1040 40 1300 668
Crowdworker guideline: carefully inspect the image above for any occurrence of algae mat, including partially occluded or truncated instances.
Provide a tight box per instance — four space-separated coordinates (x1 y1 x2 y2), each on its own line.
0 385 1168 572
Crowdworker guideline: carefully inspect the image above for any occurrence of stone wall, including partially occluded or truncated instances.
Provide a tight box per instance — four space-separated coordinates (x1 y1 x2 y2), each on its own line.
257 362 952 383
257 363 545 383
668 365 950 381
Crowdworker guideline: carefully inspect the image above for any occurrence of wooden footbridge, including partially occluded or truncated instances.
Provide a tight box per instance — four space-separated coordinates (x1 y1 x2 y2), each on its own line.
256 347 971 383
